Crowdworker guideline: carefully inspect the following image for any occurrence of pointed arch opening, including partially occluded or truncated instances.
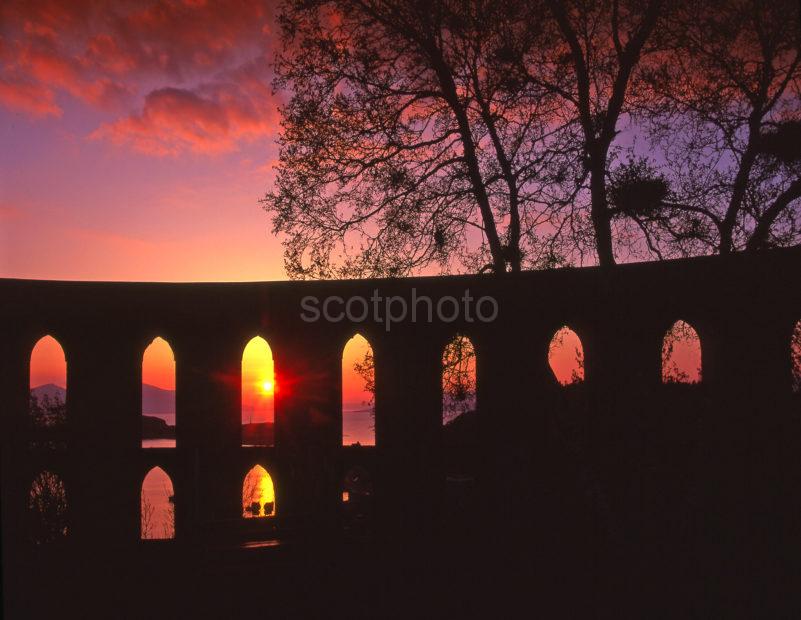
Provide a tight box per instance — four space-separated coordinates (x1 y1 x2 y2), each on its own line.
29 336 67 435
140 467 175 540
442 334 479 516
242 337 275 447
243 465 276 518
342 334 375 446
548 326 586 386
28 470 67 545
142 337 176 448
791 319 801 393
442 334 477 425
661 320 702 384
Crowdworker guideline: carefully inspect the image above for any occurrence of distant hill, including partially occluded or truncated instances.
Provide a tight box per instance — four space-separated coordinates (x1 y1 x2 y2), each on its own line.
31 383 65 401
32 383 175 415
31 384 276 442
142 384 174 414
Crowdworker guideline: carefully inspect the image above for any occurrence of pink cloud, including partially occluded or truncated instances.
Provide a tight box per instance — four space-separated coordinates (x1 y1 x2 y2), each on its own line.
2 0 276 80
17 42 132 109
91 55 281 155
0 76 61 117
92 68 280 155
108 0 273 76
0 0 278 150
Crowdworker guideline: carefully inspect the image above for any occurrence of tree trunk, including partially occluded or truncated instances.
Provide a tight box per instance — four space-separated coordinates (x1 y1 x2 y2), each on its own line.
589 157 616 267
427 45 507 273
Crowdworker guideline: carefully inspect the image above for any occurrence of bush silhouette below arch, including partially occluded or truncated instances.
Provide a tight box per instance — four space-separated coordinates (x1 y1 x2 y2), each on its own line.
548 326 585 386
661 320 702 384
28 470 68 545
140 466 175 540
243 465 276 518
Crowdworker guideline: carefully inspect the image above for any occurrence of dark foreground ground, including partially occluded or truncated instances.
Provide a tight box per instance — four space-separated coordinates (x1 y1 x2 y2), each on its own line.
5 385 801 618
4 521 800 619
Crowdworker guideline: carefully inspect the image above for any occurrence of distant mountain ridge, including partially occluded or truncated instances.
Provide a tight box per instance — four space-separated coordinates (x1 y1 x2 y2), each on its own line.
32 383 175 415
31 383 65 401
141 384 174 414
31 384 278 442
33 386 370 417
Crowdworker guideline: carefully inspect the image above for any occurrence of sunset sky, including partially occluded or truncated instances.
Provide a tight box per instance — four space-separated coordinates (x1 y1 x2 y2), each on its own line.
13 1 704 401
1 0 285 282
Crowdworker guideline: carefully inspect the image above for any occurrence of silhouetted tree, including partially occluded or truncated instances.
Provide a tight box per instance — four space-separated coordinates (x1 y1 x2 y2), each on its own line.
141 483 175 539
243 466 275 517
165 495 176 538
266 1 800 272
28 471 68 545
548 325 586 385
441 335 477 422
353 346 376 407
353 333 476 424
351 332 477 425
527 0 667 265
264 0 582 277
141 494 155 539
352 344 378 438
661 320 702 383
29 391 66 430
243 470 262 517
628 0 801 255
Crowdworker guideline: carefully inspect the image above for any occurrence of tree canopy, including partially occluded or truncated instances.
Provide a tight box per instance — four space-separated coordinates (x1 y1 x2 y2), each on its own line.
263 0 801 277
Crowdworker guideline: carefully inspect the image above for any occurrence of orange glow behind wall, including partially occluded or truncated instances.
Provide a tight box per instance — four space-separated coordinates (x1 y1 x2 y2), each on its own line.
242 337 275 425
30 335 66 389
662 321 703 383
342 333 375 446
342 334 373 408
548 327 585 386
141 466 175 540
142 337 175 390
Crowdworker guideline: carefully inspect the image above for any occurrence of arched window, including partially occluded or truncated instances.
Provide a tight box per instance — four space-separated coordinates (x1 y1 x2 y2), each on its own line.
142 337 175 448
442 335 477 425
140 467 175 540
662 320 702 384
29 336 67 432
28 470 67 544
791 319 801 393
243 465 276 518
548 326 585 386
242 337 275 447
342 334 375 446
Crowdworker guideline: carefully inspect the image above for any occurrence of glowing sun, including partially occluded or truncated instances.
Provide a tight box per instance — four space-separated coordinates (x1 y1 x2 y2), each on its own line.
261 380 274 394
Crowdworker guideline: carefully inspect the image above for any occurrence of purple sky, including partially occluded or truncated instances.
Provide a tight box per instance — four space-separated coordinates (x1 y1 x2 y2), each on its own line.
0 0 286 281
